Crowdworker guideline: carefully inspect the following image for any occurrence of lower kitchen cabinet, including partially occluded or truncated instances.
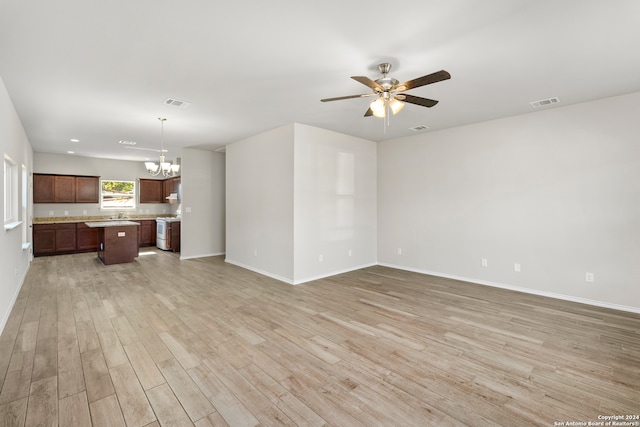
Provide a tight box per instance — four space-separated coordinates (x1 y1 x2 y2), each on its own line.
76 223 99 252
33 223 77 255
34 219 159 256
138 220 156 247
168 221 180 252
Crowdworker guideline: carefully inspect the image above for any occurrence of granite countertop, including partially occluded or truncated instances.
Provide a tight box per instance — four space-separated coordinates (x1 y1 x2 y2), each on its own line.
85 220 141 228
33 215 176 224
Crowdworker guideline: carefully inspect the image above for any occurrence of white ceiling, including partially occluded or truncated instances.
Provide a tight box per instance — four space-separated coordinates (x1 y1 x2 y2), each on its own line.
1 0 640 162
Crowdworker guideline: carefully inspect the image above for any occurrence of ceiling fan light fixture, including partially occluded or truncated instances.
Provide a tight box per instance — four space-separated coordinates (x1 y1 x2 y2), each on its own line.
370 98 386 118
390 98 405 115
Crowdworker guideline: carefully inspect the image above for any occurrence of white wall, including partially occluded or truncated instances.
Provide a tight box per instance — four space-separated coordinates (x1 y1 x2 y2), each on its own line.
378 91 640 312
0 76 33 334
33 152 178 218
180 148 225 259
293 124 377 283
226 125 295 282
226 123 377 284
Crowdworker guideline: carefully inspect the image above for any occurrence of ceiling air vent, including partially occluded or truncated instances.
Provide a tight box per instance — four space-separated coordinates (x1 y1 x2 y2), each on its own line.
118 140 137 145
163 98 192 109
530 97 560 108
409 125 429 132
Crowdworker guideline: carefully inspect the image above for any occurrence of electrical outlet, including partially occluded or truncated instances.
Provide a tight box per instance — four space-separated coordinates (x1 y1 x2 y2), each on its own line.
481 258 488 267
514 263 521 272
319 254 323 262
64 210 69 216
82 210 87 215
586 272 594 282
49 211 54 216
397 248 402 255
254 249 258 257
348 249 352 257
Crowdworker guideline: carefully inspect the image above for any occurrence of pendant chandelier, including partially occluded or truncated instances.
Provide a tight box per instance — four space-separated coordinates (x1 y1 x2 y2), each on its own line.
144 117 180 177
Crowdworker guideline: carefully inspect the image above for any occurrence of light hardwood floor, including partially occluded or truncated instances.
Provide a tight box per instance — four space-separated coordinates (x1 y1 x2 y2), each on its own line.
1 250 639 426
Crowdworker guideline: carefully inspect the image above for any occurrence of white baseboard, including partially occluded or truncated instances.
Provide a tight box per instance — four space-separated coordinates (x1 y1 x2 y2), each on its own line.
0 262 29 336
224 258 294 284
179 252 225 260
377 262 640 315
292 263 378 285
224 259 378 286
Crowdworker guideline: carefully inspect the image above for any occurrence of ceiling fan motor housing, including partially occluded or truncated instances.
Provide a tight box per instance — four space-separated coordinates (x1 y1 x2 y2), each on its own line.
375 77 400 92
378 63 392 76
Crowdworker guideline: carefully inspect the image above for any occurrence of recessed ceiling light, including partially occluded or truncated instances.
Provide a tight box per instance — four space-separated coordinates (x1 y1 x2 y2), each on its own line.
66 151 75 154
118 140 137 145
70 138 80 142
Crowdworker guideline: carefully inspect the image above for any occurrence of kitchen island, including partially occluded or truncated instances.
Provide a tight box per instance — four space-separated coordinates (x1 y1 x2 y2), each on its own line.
85 220 140 265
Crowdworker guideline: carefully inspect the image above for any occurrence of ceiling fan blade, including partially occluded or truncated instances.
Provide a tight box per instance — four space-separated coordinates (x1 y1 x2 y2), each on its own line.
351 76 383 92
321 93 377 102
396 70 451 91
364 108 374 117
397 94 439 108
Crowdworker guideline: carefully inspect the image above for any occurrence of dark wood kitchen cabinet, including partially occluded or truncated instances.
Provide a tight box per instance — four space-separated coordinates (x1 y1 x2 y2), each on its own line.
54 175 75 202
33 173 99 203
75 176 100 203
35 219 154 256
139 179 164 203
76 222 99 252
33 174 55 203
163 177 181 201
33 223 77 255
137 220 156 247
140 177 180 203
167 221 180 252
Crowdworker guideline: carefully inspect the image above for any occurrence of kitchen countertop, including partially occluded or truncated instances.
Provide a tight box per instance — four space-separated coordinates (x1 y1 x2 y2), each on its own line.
33 215 176 224
85 220 141 228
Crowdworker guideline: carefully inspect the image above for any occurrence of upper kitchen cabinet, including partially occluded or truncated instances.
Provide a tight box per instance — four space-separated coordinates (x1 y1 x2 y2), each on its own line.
163 177 181 201
140 177 180 203
76 176 100 203
139 178 164 203
54 175 75 202
34 173 99 203
33 174 55 203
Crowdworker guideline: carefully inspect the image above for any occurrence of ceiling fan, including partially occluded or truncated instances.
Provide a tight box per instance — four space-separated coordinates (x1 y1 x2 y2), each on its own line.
321 63 451 118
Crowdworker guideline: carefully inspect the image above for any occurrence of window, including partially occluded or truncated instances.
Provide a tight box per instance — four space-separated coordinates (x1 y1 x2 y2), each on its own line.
101 180 136 210
4 154 19 228
21 165 28 245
